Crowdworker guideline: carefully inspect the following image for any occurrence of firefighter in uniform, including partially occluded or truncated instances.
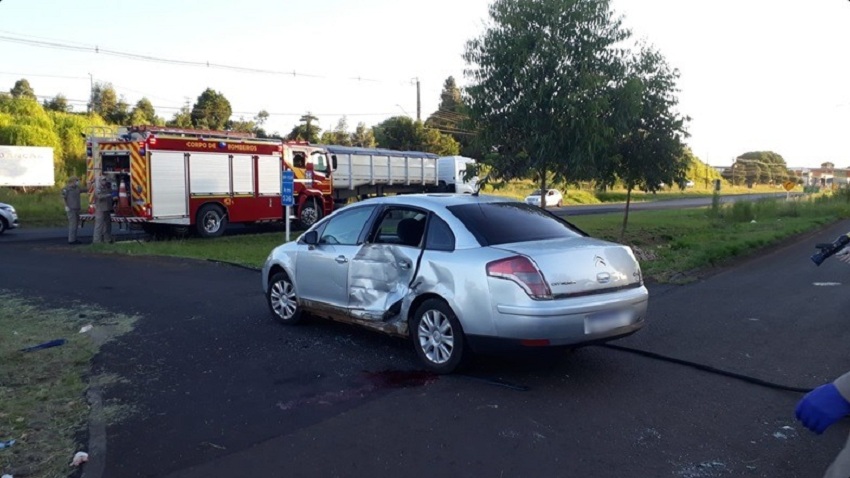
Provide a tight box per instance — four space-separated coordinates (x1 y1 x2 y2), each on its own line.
61 176 84 244
93 175 114 244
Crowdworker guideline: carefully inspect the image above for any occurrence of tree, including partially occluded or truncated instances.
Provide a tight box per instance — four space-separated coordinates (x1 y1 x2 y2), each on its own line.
255 110 269 127
90 82 118 119
129 98 157 125
286 112 321 142
425 76 476 155
373 116 460 155
350 122 376 148
167 100 193 128
190 88 232 130
319 116 353 146
599 43 689 237
107 97 131 125
734 151 790 184
44 94 71 113
228 116 256 133
463 0 630 208
10 79 36 100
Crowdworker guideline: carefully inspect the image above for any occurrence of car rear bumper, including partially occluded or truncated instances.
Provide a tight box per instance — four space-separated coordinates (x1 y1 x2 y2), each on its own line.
467 323 643 353
478 286 648 347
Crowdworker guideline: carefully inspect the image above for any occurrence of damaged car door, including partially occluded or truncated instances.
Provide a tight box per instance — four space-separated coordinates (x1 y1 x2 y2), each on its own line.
348 206 427 327
295 205 377 313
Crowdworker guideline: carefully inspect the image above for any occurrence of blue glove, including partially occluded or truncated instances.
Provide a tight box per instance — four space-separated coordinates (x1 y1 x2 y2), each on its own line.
795 383 850 434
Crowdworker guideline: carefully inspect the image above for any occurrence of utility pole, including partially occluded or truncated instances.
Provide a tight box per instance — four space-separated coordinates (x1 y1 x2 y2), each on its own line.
88 73 93 114
413 77 421 121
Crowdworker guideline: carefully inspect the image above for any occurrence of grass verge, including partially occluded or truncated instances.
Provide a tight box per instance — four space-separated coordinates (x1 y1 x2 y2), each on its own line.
0 292 137 478
569 193 850 282
85 192 850 284
0 187 90 228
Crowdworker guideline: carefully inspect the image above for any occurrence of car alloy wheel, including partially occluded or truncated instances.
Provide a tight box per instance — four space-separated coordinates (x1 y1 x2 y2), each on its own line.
411 298 465 374
267 272 303 324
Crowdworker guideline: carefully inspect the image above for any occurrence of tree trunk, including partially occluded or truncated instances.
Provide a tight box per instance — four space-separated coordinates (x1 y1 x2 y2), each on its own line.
620 186 632 241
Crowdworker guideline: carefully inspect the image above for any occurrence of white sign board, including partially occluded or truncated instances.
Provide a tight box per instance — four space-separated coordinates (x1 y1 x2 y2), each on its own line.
0 146 55 186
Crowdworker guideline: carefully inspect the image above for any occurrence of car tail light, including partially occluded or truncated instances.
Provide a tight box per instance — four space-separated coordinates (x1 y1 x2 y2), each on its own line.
486 256 552 300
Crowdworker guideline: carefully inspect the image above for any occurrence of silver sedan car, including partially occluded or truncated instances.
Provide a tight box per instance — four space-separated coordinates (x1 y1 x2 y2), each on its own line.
262 194 648 373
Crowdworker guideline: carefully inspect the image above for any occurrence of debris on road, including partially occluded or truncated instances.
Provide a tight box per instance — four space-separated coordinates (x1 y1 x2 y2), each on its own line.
70 451 89 467
0 439 15 449
79 324 93 333
19 339 66 352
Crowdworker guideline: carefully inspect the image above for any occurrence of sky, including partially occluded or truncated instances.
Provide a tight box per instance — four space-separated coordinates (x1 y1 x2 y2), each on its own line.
1 0 848 169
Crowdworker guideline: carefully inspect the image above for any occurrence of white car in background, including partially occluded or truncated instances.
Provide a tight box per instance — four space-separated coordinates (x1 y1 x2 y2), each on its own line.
0 202 19 234
525 189 563 208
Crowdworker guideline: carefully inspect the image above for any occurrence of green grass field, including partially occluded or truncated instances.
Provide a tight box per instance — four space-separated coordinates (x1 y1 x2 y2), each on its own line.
85 191 850 283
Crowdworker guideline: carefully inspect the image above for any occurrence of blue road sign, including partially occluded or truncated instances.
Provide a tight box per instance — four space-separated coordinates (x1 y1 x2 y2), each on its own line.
282 170 295 206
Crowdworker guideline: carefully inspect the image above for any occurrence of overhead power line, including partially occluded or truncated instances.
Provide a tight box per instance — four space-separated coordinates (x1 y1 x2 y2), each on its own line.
0 33 383 83
32 94 396 118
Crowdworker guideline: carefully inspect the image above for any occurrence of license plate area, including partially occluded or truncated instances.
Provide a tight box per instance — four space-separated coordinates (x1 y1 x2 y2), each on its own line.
584 310 633 334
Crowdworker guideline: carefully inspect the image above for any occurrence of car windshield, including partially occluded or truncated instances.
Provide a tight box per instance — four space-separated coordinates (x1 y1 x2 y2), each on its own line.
447 202 584 246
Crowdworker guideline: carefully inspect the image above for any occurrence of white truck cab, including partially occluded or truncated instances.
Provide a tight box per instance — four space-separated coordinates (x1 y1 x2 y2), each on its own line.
438 156 478 194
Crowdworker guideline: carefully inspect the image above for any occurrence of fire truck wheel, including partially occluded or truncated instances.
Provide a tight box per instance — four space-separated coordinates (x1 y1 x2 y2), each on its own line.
197 204 228 238
298 199 322 229
267 272 303 324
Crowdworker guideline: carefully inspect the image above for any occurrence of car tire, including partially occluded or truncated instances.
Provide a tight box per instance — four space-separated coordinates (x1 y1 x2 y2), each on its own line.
267 272 303 325
298 198 322 229
0 217 6 235
196 204 228 238
411 298 466 374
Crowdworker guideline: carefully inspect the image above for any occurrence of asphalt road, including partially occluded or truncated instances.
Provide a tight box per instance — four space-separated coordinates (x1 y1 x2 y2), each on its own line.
1 214 849 477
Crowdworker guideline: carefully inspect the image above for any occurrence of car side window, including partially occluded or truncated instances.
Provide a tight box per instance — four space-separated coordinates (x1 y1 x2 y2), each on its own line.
425 215 455 252
372 208 426 247
319 206 376 245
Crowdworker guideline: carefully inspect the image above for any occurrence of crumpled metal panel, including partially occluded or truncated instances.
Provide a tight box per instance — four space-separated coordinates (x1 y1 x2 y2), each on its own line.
349 244 419 321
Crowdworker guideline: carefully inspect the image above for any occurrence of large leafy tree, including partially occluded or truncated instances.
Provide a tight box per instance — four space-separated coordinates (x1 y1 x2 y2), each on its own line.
130 97 157 125
90 82 118 119
463 0 629 208
10 79 36 100
425 76 476 156
319 116 353 146
731 151 791 185
44 94 71 113
191 88 232 130
351 122 376 148
167 101 193 128
600 43 689 236
286 112 322 142
373 116 460 155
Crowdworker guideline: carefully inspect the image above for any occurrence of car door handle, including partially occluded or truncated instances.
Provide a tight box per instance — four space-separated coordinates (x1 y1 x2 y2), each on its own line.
398 260 411 269
335 255 348 264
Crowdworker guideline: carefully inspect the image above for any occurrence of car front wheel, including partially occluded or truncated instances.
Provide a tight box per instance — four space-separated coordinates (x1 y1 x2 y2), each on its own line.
411 298 465 374
267 272 303 324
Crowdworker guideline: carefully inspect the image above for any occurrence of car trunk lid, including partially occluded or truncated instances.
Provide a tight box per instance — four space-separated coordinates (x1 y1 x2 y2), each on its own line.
493 237 642 297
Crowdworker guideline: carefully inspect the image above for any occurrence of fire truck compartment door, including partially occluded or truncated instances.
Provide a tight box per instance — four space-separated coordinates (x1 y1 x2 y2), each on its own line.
150 152 188 218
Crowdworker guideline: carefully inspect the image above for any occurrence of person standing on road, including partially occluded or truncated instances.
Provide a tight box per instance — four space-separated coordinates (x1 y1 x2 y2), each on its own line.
61 176 84 244
93 175 114 244
796 248 850 477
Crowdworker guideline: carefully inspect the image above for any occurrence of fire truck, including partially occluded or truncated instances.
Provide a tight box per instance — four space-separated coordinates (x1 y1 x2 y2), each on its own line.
83 126 333 236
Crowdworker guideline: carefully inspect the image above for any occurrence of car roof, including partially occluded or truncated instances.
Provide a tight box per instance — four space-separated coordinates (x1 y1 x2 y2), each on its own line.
354 193 514 210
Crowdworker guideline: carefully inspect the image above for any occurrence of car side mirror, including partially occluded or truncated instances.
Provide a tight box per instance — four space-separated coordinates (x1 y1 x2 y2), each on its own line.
303 231 319 245
331 154 338 171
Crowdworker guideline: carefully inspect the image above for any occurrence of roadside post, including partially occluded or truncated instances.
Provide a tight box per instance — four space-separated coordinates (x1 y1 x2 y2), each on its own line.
783 180 796 200
282 170 295 242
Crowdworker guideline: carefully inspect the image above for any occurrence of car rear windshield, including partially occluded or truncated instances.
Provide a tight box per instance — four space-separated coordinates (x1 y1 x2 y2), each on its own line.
447 202 584 246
